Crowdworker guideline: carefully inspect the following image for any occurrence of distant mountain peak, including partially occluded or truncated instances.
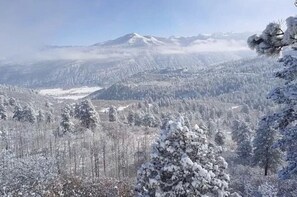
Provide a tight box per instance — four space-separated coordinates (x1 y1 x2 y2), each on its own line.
126 32 141 37
93 33 165 47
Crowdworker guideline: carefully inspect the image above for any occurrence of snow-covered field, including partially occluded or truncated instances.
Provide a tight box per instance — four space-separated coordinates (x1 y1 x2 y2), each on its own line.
99 105 130 113
39 86 102 100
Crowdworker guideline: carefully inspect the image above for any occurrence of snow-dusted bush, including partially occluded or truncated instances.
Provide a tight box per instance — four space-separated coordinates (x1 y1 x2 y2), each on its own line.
0 151 58 196
258 182 278 197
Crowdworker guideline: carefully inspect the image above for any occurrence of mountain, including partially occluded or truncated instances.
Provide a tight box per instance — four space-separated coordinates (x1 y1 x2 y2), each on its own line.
94 33 165 47
88 57 278 109
93 32 253 47
0 32 255 88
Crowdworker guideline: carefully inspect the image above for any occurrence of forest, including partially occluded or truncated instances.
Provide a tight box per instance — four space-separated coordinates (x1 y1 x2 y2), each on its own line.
1 1 297 197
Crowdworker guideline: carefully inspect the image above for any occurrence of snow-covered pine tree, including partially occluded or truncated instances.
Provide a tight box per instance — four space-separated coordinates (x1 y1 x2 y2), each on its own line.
231 120 241 142
207 120 217 140
248 16 297 179
8 97 16 106
231 120 253 165
36 110 44 123
248 17 297 56
215 131 226 146
12 105 23 121
45 112 53 124
253 115 282 176
22 106 36 124
57 105 74 136
127 111 135 125
134 112 143 126
75 100 99 130
135 118 230 197
142 113 160 128
0 103 7 120
108 105 118 122
13 105 36 123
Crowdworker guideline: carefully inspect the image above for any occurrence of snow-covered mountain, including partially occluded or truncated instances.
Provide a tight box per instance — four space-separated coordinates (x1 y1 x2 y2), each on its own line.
0 32 255 88
94 33 165 47
92 32 252 48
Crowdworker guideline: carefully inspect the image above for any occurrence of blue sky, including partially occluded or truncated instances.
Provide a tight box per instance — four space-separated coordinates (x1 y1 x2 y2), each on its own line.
0 0 296 47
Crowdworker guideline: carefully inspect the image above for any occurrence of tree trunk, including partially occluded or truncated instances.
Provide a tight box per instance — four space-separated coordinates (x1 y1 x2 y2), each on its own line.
264 147 269 176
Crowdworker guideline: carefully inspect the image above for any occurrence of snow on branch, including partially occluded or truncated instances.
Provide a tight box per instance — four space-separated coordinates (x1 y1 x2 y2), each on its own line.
248 17 297 56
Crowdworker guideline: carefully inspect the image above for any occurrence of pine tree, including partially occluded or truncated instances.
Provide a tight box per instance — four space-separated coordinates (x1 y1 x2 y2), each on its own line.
248 17 297 56
268 55 297 179
36 110 44 123
75 100 99 130
8 97 16 106
57 105 74 136
207 120 217 140
253 115 282 176
215 131 226 146
22 106 36 124
127 111 135 125
134 112 143 126
135 118 230 197
13 105 23 121
232 121 253 165
0 103 7 120
13 105 36 123
108 105 118 122
45 112 53 124
142 113 160 128
248 16 297 179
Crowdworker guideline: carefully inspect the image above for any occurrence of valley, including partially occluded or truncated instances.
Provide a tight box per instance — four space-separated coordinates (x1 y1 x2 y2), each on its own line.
0 31 293 196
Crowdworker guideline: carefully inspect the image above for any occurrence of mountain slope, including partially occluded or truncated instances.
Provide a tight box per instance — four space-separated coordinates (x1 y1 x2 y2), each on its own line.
96 33 165 47
0 32 255 88
88 57 279 109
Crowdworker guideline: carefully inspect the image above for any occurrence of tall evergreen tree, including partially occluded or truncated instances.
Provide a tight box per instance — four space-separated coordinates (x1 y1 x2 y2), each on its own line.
232 120 253 165
127 111 135 125
36 110 44 123
215 131 226 146
108 105 118 122
142 113 160 128
23 106 36 124
253 115 282 176
248 16 297 179
45 112 53 124
0 103 7 120
135 118 230 197
75 100 99 130
13 105 36 123
57 105 74 136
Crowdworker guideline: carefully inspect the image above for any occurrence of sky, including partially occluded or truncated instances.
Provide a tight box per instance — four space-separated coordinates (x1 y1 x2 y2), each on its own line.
0 0 296 56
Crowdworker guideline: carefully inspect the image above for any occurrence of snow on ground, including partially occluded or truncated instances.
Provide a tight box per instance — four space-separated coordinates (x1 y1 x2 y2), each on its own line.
117 105 130 111
39 86 102 100
99 105 130 113
231 106 240 110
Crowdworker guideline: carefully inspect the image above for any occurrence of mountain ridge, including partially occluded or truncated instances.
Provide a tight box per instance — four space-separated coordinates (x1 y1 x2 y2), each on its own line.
0 32 256 88
90 32 254 48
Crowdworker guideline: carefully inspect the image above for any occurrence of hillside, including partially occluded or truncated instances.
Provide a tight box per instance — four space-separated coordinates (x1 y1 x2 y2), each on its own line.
88 57 279 109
